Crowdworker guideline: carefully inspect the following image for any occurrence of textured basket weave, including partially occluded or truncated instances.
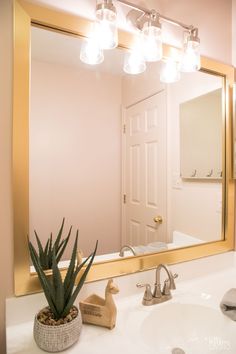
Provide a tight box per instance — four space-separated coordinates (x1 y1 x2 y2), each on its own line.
34 307 82 352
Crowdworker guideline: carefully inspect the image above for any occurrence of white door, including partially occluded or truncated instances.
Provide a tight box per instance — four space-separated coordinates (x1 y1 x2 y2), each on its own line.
122 91 167 246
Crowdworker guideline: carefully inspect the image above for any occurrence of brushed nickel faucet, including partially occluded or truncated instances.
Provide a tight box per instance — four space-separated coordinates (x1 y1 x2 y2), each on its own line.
136 264 178 305
119 245 136 257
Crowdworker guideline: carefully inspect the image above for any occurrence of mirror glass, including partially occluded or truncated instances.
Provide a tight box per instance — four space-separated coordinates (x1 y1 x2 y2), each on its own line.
29 26 224 270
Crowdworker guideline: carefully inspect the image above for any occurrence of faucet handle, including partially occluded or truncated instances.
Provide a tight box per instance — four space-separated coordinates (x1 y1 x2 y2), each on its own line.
153 282 162 298
136 283 153 301
163 272 178 295
171 272 178 289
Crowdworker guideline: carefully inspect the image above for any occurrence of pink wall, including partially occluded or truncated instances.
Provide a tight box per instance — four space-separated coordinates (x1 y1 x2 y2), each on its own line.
0 0 233 351
30 61 122 257
159 0 232 64
122 62 165 107
233 0 236 65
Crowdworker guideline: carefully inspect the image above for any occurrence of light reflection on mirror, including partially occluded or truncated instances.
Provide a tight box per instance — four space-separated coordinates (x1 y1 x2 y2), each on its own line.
29 26 223 271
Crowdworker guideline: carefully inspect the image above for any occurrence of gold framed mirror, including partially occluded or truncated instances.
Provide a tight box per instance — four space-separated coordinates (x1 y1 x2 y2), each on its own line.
13 0 235 296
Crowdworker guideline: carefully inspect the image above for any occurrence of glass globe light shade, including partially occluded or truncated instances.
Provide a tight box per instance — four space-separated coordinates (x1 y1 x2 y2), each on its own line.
142 22 162 62
181 32 201 72
80 38 104 65
95 2 118 49
160 58 181 83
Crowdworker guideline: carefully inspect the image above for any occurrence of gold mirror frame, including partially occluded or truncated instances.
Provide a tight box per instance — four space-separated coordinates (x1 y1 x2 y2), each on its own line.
13 0 235 296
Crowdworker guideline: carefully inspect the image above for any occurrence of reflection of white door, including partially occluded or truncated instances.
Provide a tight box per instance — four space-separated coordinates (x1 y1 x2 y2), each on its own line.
122 91 167 246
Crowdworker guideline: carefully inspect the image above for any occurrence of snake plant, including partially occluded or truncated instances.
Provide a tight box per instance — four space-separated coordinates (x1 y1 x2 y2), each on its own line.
29 231 97 319
33 218 71 270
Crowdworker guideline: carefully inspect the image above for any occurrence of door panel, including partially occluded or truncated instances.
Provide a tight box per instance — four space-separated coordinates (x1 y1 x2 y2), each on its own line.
123 91 167 246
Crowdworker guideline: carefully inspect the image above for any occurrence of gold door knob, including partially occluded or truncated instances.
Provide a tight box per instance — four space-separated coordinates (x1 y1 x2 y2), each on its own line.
153 216 163 224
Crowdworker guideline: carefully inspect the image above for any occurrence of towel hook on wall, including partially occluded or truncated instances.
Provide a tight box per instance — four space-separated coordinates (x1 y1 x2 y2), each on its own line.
206 169 213 177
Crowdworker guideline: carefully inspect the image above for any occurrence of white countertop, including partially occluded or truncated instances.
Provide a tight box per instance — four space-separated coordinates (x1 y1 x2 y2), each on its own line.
6 252 236 354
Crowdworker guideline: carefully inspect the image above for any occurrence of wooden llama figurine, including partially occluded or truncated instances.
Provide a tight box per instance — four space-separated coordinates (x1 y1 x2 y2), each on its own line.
79 279 119 329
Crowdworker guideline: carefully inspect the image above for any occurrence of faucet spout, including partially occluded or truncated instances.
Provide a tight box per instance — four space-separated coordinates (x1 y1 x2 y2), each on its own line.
119 245 136 257
136 264 178 306
136 263 178 306
153 264 178 299
155 264 176 290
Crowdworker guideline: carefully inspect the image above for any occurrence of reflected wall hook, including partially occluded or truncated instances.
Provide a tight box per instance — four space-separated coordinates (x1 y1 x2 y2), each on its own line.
206 169 213 177
190 169 197 177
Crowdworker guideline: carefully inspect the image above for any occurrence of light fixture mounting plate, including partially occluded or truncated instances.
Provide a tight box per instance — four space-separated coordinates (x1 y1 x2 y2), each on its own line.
126 9 149 31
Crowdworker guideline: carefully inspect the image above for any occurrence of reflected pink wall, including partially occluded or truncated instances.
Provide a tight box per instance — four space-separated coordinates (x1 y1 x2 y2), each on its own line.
30 61 122 257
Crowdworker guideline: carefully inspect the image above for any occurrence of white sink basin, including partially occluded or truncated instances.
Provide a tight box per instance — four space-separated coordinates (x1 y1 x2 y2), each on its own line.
141 303 236 354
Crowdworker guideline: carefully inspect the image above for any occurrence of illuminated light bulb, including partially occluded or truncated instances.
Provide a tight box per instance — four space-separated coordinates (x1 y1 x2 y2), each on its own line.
181 30 201 72
160 58 181 83
80 37 104 65
142 13 162 62
95 1 118 49
95 20 118 50
123 40 146 75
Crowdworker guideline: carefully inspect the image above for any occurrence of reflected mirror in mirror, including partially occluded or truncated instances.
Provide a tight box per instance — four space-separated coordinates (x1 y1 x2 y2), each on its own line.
29 26 224 270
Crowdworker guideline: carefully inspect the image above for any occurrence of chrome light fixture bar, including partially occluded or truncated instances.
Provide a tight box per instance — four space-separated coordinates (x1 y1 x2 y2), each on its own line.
117 0 194 31
80 0 201 82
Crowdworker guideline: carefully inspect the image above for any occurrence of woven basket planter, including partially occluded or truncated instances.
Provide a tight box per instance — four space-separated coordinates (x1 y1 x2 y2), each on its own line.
34 307 82 352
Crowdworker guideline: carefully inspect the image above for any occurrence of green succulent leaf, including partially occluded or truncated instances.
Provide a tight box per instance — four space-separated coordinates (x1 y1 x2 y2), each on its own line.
56 225 72 263
34 230 46 269
29 241 57 315
54 217 65 251
62 240 98 318
52 249 64 318
64 253 91 305
32 218 72 270
63 230 78 293
44 239 50 259
29 223 97 320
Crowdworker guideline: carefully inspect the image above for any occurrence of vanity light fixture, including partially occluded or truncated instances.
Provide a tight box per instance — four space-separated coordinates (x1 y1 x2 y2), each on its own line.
141 10 163 62
95 0 118 50
80 0 201 81
180 29 201 72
